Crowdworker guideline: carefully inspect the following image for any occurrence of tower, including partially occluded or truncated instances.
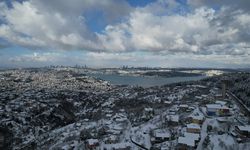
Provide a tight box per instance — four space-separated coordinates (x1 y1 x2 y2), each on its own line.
221 79 229 99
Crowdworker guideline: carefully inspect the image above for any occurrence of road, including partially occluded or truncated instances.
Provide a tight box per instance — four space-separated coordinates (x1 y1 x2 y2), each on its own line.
130 136 149 150
227 91 250 117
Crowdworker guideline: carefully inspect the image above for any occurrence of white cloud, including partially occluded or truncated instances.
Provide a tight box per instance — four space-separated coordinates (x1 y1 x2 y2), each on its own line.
0 24 46 48
0 0 131 51
9 52 64 62
98 4 250 56
98 7 215 52
187 0 250 11
84 52 250 68
0 0 250 68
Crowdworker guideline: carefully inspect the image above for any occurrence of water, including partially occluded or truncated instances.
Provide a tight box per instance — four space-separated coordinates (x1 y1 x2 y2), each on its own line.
88 73 207 87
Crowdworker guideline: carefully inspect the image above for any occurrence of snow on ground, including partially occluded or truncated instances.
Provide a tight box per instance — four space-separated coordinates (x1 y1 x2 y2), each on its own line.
197 118 208 150
208 134 237 150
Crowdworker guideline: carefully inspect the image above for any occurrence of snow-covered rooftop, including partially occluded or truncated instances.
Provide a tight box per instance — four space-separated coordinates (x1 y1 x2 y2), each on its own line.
164 101 172 104
167 115 179 122
178 136 195 147
236 125 250 132
103 142 131 149
187 123 201 129
154 131 171 138
215 100 227 106
144 107 153 111
191 115 204 120
206 104 229 110
179 104 188 108
184 132 200 141
86 139 99 145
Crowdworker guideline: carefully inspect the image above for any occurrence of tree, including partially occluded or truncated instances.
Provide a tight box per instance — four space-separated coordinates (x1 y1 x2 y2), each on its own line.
207 125 212 132
203 135 210 147
80 129 92 141
97 127 107 137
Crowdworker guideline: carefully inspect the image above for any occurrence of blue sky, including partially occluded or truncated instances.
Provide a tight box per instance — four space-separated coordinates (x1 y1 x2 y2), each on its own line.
0 0 250 68
127 0 156 7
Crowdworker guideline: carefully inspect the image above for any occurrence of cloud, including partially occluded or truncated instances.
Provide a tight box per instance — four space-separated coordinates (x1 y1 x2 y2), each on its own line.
0 0 131 51
187 0 250 12
98 5 250 56
83 52 250 68
9 52 64 62
0 0 249 58
0 43 8 49
32 0 131 22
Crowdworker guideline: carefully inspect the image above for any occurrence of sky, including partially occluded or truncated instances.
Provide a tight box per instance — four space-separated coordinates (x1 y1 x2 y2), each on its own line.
0 0 250 68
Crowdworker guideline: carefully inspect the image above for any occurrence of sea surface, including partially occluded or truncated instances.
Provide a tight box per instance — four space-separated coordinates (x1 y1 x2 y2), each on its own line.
88 73 207 87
